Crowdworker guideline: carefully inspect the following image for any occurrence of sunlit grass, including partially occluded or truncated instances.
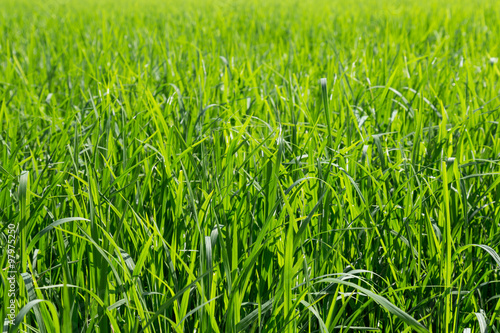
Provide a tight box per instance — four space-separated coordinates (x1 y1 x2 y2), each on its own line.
1 0 500 332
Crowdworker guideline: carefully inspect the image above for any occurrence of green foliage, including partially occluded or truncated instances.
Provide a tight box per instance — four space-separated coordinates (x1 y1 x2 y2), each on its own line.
1 0 500 332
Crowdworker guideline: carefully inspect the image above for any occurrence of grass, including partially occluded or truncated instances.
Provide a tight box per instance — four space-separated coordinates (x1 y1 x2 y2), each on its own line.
1 0 500 331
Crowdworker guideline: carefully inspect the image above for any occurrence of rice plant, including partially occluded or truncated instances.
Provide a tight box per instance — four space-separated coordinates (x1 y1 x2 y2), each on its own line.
1 0 500 332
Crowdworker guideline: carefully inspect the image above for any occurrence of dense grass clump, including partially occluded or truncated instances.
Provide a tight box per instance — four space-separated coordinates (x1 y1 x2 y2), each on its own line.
1 0 500 331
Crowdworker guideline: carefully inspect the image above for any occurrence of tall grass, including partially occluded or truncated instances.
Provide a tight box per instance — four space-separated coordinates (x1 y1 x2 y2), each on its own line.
1 0 500 332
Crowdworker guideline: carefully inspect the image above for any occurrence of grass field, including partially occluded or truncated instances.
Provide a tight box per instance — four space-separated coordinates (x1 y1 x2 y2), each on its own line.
1 0 500 332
